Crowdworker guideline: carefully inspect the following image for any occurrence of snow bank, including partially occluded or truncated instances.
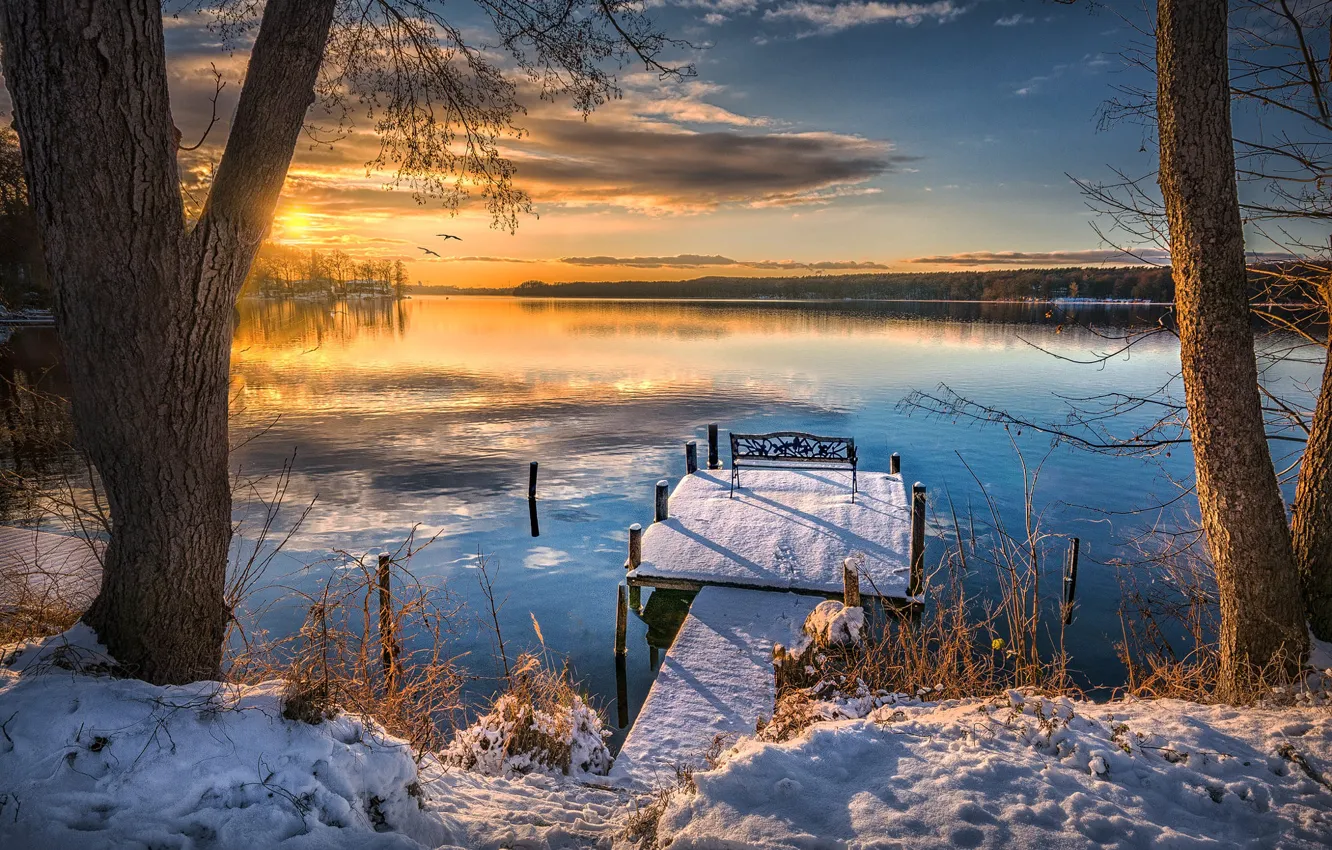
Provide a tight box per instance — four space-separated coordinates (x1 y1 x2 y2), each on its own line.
658 693 1332 849
0 627 457 849
799 600 864 649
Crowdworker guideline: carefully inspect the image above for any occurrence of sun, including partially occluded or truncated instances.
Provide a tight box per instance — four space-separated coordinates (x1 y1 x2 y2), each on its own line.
275 208 313 239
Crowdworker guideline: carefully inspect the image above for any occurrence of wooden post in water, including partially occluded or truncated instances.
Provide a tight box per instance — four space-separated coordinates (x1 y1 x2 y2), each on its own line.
528 461 538 500
909 483 926 598
377 552 398 687
654 480 670 522
1062 537 1081 625
707 423 720 469
628 523 642 569
627 519 643 610
890 452 901 475
615 653 629 728
685 440 698 474
843 559 861 608
615 584 628 656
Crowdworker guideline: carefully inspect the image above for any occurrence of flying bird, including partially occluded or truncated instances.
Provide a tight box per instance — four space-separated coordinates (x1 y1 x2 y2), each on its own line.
436 234 462 241
419 247 441 257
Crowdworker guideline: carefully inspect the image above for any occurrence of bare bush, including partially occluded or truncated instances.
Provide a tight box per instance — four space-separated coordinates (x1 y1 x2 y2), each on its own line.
444 652 611 776
230 530 466 759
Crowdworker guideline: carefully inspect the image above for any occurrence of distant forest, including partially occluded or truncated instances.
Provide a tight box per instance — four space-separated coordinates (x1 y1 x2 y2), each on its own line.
512 267 1176 302
242 243 410 299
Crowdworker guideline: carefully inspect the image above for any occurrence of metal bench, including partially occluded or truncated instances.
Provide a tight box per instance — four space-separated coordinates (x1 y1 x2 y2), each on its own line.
729 431 858 500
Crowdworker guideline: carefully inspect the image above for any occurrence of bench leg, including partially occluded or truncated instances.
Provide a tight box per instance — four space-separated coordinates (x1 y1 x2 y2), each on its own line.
731 466 738 498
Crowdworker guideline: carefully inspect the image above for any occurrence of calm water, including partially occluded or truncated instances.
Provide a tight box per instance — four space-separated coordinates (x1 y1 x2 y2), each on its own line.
227 296 1209 732
6 296 1316 740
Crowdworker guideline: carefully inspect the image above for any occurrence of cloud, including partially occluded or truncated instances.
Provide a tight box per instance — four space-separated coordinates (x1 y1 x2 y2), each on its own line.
515 121 912 209
994 13 1034 26
1014 53 1112 96
906 249 1170 266
558 254 892 270
765 1 967 35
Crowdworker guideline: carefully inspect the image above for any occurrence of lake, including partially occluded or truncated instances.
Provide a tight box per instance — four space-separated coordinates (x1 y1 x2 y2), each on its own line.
4 296 1315 741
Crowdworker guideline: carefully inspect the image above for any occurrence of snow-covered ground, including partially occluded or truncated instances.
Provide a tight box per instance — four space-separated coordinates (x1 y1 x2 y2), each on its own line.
0 627 626 849
4 627 1331 849
657 692 1332 849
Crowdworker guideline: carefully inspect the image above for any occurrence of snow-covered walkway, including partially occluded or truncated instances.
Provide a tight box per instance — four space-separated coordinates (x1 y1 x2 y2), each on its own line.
629 469 913 599
610 586 819 786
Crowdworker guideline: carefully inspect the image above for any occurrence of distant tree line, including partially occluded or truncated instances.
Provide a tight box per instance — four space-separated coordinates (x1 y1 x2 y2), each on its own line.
512 267 1177 301
242 243 409 299
0 125 48 308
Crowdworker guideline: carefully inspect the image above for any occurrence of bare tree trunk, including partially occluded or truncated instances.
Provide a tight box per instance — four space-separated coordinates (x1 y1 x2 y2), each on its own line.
0 0 336 683
1156 0 1308 696
1292 283 1332 640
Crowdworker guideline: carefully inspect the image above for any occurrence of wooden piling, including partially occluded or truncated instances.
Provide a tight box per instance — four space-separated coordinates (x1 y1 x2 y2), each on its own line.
909 483 926 597
654 480 670 522
843 560 861 608
890 452 901 475
528 461 538 500
528 497 540 537
707 423 720 469
628 523 642 569
1062 537 1080 625
377 552 398 685
685 440 698 474
615 584 628 656
615 653 629 728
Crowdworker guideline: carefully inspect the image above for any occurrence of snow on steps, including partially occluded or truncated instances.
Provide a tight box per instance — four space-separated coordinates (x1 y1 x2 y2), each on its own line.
610 586 819 786
629 468 913 599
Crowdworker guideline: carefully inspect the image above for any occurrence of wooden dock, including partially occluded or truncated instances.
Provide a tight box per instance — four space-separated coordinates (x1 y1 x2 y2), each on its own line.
611 434 926 785
627 468 916 601
610 586 818 783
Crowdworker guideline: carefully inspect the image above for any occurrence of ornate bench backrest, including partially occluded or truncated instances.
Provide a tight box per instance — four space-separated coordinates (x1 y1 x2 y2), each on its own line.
730 432 856 463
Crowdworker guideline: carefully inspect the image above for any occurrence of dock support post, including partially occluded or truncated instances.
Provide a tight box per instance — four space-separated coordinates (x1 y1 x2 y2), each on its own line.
378 552 398 688
528 461 538 500
843 559 861 608
654 480 670 522
615 584 628 656
707 423 720 469
615 653 629 728
890 452 901 475
1062 537 1080 625
685 440 698 474
628 523 642 569
909 483 926 598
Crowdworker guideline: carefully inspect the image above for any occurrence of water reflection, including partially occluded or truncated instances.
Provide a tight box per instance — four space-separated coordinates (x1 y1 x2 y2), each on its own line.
9 296 1307 741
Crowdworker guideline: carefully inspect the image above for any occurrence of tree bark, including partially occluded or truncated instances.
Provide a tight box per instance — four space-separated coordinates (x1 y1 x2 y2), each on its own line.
1291 283 1332 640
1156 0 1309 696
0 0 335 683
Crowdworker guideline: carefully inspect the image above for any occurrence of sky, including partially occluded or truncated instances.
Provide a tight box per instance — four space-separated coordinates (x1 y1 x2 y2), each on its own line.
6 1 1193 287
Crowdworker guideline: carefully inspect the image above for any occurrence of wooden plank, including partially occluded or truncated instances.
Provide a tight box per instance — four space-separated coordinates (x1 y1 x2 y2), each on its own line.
610 586 820 784
628 468 915 601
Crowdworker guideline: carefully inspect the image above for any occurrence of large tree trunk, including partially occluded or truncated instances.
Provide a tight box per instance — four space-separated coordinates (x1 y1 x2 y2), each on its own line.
0 0 335 683
1291 283 1332 640
1156 0 1308 696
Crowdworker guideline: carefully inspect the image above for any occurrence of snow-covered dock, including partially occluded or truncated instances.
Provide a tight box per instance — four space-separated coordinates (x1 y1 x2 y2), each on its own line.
610 586 818 784
627 468 916 601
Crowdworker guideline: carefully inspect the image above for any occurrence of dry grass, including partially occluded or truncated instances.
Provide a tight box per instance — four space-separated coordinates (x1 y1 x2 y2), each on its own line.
229 530 467 759
443 651 611 776
1114 533 1329 706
